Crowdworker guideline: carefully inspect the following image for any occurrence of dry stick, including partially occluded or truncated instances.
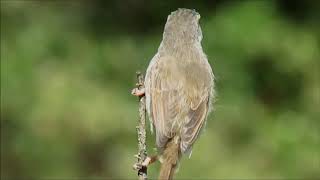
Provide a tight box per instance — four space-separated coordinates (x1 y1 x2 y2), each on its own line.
135 71 148 180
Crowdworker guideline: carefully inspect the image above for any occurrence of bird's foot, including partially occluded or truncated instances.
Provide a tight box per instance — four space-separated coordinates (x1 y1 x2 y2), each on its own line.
142 156 157 166
131 87 145 97
133 155 158 170
133 162 144 171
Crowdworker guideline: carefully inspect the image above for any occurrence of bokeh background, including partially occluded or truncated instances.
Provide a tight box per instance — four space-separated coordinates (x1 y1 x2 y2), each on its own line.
1 0 319 179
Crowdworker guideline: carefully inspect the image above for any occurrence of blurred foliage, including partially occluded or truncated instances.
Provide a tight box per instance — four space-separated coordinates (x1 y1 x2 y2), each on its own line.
1 0 320 179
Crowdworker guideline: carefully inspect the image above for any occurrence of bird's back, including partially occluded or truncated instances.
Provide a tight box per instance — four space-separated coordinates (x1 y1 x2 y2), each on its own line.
145 52 213 154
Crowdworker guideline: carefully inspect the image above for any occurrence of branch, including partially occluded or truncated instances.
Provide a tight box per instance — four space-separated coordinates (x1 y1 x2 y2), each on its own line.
134 71 148 180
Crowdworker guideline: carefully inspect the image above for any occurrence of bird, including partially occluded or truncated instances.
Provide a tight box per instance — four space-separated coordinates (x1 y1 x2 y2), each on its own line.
132 8 215 180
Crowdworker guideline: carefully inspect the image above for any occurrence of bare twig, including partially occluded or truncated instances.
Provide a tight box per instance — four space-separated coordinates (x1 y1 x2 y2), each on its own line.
134 71 148 180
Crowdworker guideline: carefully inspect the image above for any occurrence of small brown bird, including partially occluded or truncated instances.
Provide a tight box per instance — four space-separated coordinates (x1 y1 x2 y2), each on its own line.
133 8 214 180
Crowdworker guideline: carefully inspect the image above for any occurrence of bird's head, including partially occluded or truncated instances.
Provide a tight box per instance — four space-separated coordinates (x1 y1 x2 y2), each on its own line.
163 8 203 44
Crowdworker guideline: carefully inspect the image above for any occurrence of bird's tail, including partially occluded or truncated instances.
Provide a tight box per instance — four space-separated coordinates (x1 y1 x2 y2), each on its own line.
159 138 181 180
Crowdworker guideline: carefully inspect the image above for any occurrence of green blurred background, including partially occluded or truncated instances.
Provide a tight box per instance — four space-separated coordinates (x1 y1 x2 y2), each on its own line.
1 0 319 179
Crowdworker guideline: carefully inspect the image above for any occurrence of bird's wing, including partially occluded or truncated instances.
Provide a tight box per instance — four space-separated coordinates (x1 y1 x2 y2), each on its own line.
145 55 182 151
180 96 210 154
145 54 213 153
179 58 213 153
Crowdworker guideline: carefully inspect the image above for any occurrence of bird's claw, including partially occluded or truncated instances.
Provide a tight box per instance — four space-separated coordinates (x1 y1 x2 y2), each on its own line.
133 156 157 173
133 162 143 171
131 87 145 97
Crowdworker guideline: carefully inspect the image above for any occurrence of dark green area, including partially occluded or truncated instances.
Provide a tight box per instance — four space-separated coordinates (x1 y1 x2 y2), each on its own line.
1 0 319 179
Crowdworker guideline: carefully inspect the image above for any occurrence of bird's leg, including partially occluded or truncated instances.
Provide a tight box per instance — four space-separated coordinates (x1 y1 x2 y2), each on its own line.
142 155 158 166
131 87 145 97
133 155 158 170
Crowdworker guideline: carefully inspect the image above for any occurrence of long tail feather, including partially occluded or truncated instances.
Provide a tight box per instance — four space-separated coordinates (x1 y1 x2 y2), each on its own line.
159 138 181 180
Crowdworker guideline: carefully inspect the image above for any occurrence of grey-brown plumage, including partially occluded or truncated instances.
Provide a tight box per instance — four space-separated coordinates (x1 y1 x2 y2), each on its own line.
144 8 214 179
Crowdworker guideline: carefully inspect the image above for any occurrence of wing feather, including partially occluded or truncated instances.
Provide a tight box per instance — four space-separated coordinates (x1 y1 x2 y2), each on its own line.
145 54 213 153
